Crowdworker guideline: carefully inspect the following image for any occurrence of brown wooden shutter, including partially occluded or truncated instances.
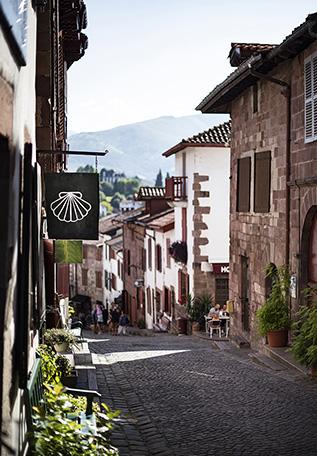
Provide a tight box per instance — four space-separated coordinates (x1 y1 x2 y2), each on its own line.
182 208 187 242
148 238 152 270
254 151 271 213
237 157 251 212
178 270 182 303
166 238 171 268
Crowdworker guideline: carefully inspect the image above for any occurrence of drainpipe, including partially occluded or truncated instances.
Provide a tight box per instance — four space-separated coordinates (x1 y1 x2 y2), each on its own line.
249 68 291 270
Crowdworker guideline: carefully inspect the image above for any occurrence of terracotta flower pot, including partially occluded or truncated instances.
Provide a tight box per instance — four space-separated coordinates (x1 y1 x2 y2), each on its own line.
54 342 69 353
192 322 200 333
267 329 288 347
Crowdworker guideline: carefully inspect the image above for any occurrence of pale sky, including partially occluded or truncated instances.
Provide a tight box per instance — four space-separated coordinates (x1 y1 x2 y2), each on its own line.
67 0 317 133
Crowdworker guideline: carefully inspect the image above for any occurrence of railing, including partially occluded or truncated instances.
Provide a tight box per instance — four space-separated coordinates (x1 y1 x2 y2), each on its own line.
165 176 187 201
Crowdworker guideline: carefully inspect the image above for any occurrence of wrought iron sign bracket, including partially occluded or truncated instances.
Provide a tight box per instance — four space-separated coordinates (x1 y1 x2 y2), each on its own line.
37 149 109 156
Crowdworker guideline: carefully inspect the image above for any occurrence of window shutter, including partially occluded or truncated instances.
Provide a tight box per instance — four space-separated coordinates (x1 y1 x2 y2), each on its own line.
166 238 171 268
305 54 317 142
254 151 271 213
182 208 187 242
178 270 182 303
237 157 251 212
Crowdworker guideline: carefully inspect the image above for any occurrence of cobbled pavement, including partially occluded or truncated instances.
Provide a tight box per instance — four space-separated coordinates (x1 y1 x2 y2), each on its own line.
87 332 317 456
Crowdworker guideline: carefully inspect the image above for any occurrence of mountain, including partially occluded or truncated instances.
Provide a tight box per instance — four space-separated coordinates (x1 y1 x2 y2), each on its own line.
68 114 229 182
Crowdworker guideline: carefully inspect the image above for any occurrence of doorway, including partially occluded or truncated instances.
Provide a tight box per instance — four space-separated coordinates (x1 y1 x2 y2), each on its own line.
240 256 250 332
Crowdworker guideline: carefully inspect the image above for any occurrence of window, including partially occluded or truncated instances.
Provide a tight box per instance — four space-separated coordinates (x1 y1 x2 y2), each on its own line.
127 249 131 276
82 268 88 286
254 151 271 213
95 271 102 288
252 83 258 113
118 260 121 278
147 287 152 315
83 244 88 258
178 271 189 304
96 246 103 261
309 212 317 283
166 238 171 268
141 247 146 271
111 274 117 291
237 157 251 212
110 247 115 260
304 53 317 143
104 270 108 289
156 244 162 272
148 238 152 270
182 208 187 242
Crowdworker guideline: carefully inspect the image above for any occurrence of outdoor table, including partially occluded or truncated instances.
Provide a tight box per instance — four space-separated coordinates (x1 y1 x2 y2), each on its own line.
205 315 230 338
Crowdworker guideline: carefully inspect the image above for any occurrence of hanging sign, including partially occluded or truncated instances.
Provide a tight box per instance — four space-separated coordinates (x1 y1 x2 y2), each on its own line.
55 240 83 264
45 173 99 240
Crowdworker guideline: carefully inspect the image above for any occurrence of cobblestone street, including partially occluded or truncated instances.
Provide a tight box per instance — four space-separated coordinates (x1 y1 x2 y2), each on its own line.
87 333 317 456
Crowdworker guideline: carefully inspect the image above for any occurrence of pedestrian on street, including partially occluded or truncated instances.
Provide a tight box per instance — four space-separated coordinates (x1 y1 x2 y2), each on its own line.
94 301 104 334
110 305 120 335
118 310 129 335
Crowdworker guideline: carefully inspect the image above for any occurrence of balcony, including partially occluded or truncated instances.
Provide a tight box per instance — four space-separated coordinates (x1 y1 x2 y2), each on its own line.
165 176 187 201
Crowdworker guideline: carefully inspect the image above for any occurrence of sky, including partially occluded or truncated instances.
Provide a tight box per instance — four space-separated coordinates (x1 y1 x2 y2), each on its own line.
67 0 317 133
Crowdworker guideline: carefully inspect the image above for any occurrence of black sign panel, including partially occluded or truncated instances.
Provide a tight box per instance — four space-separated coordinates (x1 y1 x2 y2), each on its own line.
45 173 99 240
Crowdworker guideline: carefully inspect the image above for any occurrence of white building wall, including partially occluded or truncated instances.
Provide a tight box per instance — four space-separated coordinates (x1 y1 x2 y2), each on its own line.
173 145 230 297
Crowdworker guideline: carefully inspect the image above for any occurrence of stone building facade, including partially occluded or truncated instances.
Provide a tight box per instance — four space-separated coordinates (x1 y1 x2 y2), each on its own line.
197 13 317 348
163 122 231 315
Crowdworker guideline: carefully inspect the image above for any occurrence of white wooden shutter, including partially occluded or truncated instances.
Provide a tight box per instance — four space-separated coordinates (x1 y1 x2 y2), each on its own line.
305 58 313 141
305 53 317 142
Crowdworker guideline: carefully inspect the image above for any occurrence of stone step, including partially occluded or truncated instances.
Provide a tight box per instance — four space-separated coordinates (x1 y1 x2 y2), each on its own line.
263 345 308 376
231 335 250 349
249 352 286 371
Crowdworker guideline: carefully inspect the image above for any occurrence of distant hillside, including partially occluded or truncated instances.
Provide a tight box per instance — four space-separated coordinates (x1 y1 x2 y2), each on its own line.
68 114 229 182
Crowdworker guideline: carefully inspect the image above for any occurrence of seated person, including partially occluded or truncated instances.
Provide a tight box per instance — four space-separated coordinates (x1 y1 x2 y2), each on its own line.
207 306 216 317
219 304 230 317
153 313 170 332
219 304 230 335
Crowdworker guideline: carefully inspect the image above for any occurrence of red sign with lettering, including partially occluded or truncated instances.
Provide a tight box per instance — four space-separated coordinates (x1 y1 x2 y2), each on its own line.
212 263 229 274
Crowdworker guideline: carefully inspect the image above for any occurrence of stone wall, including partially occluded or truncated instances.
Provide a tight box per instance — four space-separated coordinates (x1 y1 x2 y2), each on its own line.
230 40 317 347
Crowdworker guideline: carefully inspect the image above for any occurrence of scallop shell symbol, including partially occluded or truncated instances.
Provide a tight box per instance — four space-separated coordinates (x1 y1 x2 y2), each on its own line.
50 191 92 223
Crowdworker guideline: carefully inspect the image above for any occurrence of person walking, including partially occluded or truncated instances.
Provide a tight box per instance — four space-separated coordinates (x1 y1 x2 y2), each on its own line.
118 310 129 335
110 305 120 335
95 301 104 334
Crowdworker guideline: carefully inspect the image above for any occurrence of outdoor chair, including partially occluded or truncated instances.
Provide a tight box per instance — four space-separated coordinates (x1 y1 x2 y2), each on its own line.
209 319 221 338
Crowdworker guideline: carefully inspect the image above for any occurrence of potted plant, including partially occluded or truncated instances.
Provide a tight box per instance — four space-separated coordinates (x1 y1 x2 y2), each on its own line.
187 294 213 332
256 265 291 347
56 355 78 387
290 288 317 377
44 328 77 353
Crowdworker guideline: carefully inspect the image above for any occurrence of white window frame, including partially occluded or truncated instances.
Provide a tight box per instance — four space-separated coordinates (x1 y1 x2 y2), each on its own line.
304 51 317 143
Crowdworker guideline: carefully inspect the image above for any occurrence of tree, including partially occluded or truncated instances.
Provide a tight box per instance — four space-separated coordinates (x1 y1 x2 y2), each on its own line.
111 192 124 210
166 172 170 180
155 169 163 187
76 165 95 173
100 181 114 196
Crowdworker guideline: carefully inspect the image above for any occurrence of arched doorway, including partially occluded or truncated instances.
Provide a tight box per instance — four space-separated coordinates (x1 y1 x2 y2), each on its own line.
301 206 317 291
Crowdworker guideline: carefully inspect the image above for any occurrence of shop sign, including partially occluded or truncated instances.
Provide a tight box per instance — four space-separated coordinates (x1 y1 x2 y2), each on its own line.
45 173 99 240
55 240 83 264
212 263 230 274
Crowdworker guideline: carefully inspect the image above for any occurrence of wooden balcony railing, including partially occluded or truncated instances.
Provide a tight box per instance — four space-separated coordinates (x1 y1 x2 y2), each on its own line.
165 176 187 201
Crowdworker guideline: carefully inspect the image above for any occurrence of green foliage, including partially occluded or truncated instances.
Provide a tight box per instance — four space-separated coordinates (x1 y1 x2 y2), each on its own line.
137 319 145 329
33 384 120 456
56 355 73 377
36 344 62 384
101 181 114 197
110 192 124 210
155 169 163 187
77 165 95 173
187 294 213 328
55 240 83 264
44 328 77 348
256 265 291 336
290 287 317 368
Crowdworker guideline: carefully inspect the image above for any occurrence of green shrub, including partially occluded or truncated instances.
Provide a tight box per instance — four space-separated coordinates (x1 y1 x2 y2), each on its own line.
290 288 317 368
33 384 120 456
36 344 61 384
137 319 145 329
44 328 77 348
257 265 291 336
187 294 213 329
56 355 73 377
